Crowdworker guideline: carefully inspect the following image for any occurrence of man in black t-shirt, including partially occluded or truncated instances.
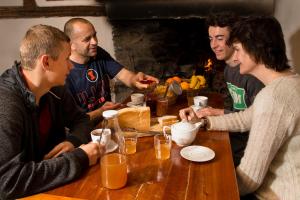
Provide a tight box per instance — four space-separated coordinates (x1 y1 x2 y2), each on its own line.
64 18 158 121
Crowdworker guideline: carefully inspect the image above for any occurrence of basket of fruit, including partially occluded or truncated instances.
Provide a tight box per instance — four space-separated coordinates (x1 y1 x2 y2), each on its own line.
181 75 206 94
164 75 206 89
152 75 206 105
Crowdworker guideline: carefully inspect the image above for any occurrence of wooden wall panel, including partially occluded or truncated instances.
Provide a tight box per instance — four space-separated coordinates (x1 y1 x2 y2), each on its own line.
0 0 105 18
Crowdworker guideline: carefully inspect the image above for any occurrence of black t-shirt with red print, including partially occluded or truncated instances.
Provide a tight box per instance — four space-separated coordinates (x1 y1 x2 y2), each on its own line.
66 47 123 112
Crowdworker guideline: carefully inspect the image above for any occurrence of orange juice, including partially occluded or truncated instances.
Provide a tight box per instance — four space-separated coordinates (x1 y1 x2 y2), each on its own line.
155 143 171 160
154 134 172 160
125 139 137 154
101 153 127 189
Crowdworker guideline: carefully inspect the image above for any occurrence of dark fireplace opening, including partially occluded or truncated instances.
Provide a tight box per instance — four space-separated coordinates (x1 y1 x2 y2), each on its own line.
109 19 227 102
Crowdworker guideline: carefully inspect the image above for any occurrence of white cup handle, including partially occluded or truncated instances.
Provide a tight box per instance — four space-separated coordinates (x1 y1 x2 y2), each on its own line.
162 126 171 135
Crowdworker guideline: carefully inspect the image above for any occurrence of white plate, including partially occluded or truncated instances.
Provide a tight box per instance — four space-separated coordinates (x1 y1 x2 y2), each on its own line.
180 145 215 162
106 140 118 153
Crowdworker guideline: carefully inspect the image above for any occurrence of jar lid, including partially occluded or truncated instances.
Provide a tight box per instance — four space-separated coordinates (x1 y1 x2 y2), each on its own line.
102 110 118 119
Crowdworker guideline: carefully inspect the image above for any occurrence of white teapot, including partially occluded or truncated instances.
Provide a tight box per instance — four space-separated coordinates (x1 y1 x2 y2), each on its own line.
163 120 203 146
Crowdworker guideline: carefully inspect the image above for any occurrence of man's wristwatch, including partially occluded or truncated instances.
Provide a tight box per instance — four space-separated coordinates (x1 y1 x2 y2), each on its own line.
202 118 209 129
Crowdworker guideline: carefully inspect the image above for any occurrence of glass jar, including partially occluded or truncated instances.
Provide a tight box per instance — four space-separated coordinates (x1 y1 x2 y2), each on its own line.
101 110 127 189
145 93 157 115
156 97 168 117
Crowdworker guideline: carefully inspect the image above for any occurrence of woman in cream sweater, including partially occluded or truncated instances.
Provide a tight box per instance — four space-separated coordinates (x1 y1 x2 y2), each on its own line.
180 16 300 200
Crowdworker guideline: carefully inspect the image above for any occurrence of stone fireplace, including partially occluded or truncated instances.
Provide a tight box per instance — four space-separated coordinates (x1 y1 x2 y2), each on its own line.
105 0 274 105
109 18 228 103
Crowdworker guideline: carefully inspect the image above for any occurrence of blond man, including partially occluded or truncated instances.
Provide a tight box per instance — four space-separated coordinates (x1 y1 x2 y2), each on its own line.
0 25 101 199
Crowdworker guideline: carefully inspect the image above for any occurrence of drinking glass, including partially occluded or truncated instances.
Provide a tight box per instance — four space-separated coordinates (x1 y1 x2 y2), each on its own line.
123 128 138 155
101 153 127 189
154 134 172 160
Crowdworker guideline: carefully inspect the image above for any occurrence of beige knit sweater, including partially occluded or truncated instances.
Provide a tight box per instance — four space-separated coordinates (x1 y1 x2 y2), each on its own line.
207 74 300 200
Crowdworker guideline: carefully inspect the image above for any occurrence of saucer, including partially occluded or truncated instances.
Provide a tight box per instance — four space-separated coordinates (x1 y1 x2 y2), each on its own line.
126 101 144 107
105 140 118 153
180 145 215 162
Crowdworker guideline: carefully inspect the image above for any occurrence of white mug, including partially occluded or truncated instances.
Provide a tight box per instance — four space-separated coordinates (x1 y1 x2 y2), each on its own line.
90 128 111 148
131 93 145 105
193 96 208 108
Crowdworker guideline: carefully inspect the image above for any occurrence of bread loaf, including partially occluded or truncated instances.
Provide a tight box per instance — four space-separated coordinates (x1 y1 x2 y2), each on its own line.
117 107 150 132
158 115 178 126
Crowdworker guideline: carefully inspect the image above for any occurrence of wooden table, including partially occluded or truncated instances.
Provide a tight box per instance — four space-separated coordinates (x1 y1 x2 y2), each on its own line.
24 93 240 200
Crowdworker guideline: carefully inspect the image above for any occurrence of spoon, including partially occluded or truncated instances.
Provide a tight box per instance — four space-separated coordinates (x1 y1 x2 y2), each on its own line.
163 85 170 98
98 119 107 145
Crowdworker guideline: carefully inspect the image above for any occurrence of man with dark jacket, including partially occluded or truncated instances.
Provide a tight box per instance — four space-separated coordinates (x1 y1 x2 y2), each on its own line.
0 24 101 199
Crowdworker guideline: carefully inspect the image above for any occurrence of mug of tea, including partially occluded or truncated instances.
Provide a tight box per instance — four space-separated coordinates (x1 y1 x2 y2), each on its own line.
130 93 145 105
193 96 208 108
90 128 111 148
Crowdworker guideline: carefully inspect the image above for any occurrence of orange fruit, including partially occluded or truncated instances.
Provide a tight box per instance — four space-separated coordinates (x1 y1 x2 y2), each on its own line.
180 81 190 90
172 76 182 83
166 78 174 84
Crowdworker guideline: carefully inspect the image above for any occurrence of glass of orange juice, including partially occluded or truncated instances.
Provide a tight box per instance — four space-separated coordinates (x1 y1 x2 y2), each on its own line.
154 134 172 160
123 128 138 155
101 153 127 189
124 136 137 154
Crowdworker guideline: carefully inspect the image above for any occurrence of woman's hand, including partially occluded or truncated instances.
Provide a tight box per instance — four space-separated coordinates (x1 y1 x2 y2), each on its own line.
195 107 224 118
179 107 201 123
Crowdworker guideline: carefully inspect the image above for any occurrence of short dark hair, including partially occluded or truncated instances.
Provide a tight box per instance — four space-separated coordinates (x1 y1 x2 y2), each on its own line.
206 12 239 31
64 18 93 39
228 15 290 72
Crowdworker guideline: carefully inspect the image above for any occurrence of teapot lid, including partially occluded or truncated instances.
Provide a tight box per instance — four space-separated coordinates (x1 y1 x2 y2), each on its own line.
173 121 195 130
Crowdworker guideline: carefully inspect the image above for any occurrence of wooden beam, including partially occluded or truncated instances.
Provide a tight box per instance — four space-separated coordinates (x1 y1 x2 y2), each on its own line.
24 0 37 7
0 5 106 18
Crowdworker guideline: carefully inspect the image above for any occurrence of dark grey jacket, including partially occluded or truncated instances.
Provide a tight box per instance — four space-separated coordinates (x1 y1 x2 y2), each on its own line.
0 64 93 199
